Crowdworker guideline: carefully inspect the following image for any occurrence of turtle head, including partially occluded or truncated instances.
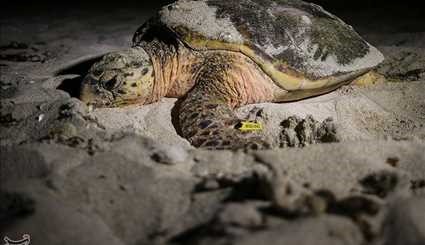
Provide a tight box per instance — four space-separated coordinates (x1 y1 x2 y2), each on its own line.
80 47 155 107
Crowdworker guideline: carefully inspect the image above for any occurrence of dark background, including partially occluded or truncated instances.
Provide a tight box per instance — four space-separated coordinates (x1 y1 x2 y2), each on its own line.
2 0 424 18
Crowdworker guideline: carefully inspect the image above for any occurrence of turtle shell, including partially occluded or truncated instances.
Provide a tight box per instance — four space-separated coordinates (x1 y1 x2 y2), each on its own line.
133 0 384 91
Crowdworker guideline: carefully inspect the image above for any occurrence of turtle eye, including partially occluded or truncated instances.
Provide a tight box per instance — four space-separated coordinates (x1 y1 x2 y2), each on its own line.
102 76 121 91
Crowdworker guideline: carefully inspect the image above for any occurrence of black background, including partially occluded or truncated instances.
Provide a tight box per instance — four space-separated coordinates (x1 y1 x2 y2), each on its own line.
2 0 425 18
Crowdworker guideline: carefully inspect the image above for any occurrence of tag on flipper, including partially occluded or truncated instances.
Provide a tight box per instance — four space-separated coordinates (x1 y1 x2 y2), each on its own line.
237 121 263 132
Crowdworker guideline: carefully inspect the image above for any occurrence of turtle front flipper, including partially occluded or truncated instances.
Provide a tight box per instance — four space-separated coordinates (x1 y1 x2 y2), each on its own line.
177 53 274 150
179 90 270 150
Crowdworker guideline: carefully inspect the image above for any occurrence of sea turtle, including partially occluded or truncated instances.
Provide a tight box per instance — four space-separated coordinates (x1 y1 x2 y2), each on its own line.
80 0 384 150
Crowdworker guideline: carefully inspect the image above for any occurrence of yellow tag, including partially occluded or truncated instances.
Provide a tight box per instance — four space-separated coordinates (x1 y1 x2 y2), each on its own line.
238 121 263 132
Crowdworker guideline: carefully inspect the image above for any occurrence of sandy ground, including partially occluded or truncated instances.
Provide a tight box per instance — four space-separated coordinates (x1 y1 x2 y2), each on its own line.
1 2 425 245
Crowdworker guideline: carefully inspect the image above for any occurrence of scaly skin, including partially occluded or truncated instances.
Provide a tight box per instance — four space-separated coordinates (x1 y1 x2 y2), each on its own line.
178 51 279 150
141 39 281 150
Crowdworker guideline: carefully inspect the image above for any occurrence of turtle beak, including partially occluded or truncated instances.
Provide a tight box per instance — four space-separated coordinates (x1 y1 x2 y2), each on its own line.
80 76 114 107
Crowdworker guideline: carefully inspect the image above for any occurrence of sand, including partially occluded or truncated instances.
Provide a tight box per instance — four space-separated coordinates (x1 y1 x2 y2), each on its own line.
1 2 424 245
